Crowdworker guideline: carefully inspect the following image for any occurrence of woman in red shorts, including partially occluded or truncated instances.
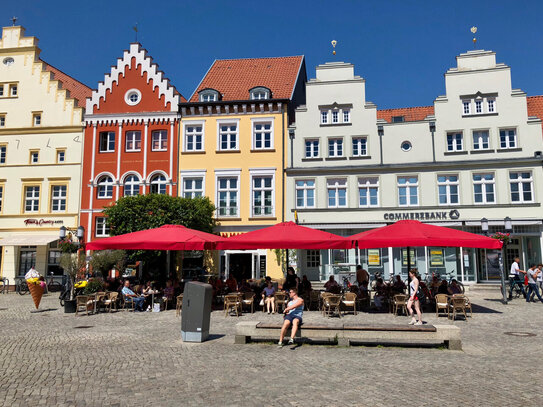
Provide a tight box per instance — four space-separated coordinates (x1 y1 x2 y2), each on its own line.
407 269 423 326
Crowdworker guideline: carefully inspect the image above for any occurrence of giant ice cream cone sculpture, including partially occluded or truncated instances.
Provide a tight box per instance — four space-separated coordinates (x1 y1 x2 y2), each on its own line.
27 280 44 309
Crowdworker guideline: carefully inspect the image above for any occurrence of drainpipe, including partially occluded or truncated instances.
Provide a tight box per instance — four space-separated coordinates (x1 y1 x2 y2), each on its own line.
377 125 384 165
288 128 295 168
429 121 436 163
281 104 286 223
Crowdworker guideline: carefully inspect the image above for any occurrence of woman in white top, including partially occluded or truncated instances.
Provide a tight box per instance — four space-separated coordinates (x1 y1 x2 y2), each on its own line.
407 269 423 326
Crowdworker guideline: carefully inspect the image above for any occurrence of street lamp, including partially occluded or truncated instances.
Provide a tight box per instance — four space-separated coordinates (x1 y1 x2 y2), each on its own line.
483 217 510 304
288 128 295 168
481 218 489 235
59 226 67 240
377 125 384 165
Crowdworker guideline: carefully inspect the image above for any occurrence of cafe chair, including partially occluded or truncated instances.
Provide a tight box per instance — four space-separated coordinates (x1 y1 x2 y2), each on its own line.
449 296 468 321
103 292 118 313
435 294 449 318
274 292 287 313
392 294 407 316
176 294 183 316
323 294 342 318
75 295 90 316
224 294 242 317
342 292 357 315
241 292 255 314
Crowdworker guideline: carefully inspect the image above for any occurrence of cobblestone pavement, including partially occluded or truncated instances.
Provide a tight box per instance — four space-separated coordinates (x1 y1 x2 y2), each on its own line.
1 290 542 406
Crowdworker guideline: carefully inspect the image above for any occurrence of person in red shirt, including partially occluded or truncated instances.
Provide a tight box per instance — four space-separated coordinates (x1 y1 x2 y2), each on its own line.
225 275 238 292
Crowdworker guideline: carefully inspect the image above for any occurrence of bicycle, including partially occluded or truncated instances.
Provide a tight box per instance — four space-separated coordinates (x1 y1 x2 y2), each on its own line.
46 272 62 293
426 271 465 294
0 277 9 294
15 277 29 295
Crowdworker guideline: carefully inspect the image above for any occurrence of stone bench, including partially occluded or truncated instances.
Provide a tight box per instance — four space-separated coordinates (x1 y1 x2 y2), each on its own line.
235 321 461 350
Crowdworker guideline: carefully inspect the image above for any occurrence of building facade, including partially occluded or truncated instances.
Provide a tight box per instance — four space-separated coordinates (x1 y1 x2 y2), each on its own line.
286 51 543 283
0 26 90 283
179 56 306 280
80 43 183 244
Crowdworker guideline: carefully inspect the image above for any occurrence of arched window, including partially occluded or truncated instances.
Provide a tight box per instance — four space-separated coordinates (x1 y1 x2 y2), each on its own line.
97 175 114 198
150 174 167 194
124 175 140 196
198 88 220 102
250 86 271 100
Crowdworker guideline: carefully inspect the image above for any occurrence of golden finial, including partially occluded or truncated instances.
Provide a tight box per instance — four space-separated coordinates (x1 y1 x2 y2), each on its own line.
11 16 18 26
331 40 337 55
470 26 477 48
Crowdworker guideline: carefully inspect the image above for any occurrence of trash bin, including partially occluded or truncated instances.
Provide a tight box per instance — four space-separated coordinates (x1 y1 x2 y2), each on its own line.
181 281 212 342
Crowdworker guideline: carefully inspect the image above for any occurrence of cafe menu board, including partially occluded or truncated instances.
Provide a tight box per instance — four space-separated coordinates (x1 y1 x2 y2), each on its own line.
368 249 381 266
430 249 444 266
401 249 417 267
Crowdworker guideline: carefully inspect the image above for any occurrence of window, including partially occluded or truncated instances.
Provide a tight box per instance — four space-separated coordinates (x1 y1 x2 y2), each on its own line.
398 176 418 207
183 178 203 198
10 84 17 97
218 123 238 151
217 177 238 216
125 131 141 152
0 114 4 127
250 87 270 100
328 138 343 157
462 101 471 115
306 250 320 268
184 125 203 152
97 175 113 198
50 185 67 212
0 145 6 164
327 179 347 208
150 174 167 194
30 150 39 164
305 139 319 158
487 99 496 113
24 186 40 212
123 175 140 196
0 85 3 97
33 113 41 126
437 175 459 205
151 130 168 151
295 180 315 208
510 172 533 203
47 242 62 275
500 129 517 149
475 100 482 114
124 89 141 106
99 132 115 152
19 246 36 276
56 150 65 163
447 132 463 151
95 217 110 237
352 137 367 157
392 116 405 123
473 130 489 150
332 111 339 123
253 121 272 149
321 111 328 124
252 176 273 216
358 177 379 207
0 185 3 212
401 141 412 152
343 109 350 123
473 173 495 204
199 89 219 102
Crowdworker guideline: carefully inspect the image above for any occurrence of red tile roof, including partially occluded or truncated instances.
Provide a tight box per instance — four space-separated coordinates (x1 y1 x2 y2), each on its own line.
377 106 435 123
42 61 92 107
189 56 304 102
527 96 543 133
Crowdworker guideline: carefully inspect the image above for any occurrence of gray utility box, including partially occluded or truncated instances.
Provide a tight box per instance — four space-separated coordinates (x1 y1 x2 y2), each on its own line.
181 281 212 342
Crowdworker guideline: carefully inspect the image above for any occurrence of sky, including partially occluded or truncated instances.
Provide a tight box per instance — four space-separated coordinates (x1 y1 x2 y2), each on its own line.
4 0 543 109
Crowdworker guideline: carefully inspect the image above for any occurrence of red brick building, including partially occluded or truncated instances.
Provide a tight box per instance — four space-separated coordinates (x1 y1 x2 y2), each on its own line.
80 43 184 243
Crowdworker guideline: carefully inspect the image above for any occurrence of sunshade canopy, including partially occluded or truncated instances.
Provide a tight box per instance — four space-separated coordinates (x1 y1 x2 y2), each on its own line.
215 221 353 250
0 235 58 246
350 220 502 250
86 225 225 251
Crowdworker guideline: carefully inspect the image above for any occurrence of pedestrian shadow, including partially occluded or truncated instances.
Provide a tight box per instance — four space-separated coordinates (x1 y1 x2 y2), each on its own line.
30 308 58 313
472 302 502 314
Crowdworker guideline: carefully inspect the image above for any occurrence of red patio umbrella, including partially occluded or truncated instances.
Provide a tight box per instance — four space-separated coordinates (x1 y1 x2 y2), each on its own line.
350 220 502 249
86 225 226 251
215 221 353 250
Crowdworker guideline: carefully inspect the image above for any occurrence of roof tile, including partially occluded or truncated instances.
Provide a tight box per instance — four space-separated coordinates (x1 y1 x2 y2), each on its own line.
377 106 434 123
42 61 92 107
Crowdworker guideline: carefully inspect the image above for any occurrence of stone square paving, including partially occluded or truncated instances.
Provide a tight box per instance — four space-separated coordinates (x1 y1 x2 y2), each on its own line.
1 289 542 406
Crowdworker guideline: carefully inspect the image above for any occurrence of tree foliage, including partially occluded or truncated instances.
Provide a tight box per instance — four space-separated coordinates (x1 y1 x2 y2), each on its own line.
89 250 126 277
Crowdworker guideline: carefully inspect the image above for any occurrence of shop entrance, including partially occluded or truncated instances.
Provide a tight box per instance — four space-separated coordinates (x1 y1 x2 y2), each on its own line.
228 253 252 282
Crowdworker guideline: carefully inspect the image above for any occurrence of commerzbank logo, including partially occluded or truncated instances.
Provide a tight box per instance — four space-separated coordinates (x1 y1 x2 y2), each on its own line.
384 209 460 221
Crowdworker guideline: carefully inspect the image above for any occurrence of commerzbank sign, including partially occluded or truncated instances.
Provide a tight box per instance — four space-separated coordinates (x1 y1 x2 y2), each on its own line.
383 210 460 221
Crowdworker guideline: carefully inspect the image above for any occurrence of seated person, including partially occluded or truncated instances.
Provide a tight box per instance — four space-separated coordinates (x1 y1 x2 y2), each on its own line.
225 275 238 293
324 275 340 292
238 279 251 292
301 275 312 294
373 278 387 309
142 281 154 309
437 280 449 295
163 280 174 301
121 280 145 312
391 275 406 294
262 281 276 314
448 279 462 295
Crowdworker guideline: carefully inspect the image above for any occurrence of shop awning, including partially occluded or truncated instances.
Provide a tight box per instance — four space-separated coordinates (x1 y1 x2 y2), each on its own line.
0 235 59 246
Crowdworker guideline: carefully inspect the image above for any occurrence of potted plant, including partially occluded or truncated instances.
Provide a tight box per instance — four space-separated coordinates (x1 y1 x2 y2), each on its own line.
60 251 86 313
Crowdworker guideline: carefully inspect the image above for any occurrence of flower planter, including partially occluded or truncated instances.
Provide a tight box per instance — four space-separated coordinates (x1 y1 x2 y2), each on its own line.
64 299 77 313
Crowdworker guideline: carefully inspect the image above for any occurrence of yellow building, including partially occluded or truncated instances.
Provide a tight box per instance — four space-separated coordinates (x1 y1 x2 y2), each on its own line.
179 56 306 280
0 26 90 286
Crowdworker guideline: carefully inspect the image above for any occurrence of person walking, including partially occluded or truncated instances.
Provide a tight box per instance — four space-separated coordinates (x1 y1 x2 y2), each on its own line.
537 263 543 295
508 257 526 300
278 288 304 347
406 269 423 325
356 265 369 287
526 264 543 303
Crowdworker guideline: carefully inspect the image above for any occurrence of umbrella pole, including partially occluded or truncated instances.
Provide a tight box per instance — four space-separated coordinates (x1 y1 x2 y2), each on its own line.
407 247 411 297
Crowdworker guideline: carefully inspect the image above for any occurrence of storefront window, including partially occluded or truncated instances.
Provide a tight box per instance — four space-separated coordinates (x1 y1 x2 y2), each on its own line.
359 248 390 280
18 246 36 276
427 247 461 281
48 241 62 276
392 247 426 279
461 248 477 282
524 236 542 268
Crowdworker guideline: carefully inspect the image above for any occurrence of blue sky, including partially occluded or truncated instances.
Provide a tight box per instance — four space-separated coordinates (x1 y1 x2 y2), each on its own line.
4 0 543 108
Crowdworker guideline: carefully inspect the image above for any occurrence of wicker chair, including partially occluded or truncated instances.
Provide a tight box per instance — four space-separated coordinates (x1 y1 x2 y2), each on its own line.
342 292 357 315
452 294 472 318
75 295 90 316
176 294 183 316
449 296 468 321
435 294 449 317
323 294 342 318
274 292 287 313
224 294 242 317
392 294 408 316
308 290 320 311
122 293 136 312
103 292 118 312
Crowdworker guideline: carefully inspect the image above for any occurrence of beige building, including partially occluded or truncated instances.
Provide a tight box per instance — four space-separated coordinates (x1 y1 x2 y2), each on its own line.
0 26 90 286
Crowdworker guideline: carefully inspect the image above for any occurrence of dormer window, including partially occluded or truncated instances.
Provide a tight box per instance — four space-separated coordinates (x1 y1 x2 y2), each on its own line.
199 89 220 102
392 116 405 123
462 93 498 116
250 87 271 100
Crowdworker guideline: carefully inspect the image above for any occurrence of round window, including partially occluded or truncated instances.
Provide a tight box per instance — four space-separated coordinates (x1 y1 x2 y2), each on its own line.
401 141 412 152
124 89 142 106
3 57 14 66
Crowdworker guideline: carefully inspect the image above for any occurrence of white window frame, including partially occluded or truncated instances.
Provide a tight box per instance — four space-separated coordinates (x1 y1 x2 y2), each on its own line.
183 121 205 152
328 138 343 157
125 130 141 152
151 130 168 151
99 131 115 153
473 173 495 204
342 109 350 123
95 217 110 237
320 110 329 124
327 178 348 208
358 177 379 208
446 132 463 152
199 89 219 102
509 171 533 203
30 151 39 164
332 110 339 124
10 85 17 97
305 139 319 158
123 174 141 196
487 98 496 113
352 137 367 157
56 150 65 163
397 176 419 207
472 130 490 150
250 168 275 217
215 169 241 217
500 128 517 149
462 100 471 115
181 170 206 199
24 186 40 213
437 174 460 206
51 185 67 212
149 173 168 194
251 118 274 150
295 179 316 209
475 99 483 114
0 115 5 127
217 119 240 151
0 145 5 164
97 175 114 199
33 113 41 126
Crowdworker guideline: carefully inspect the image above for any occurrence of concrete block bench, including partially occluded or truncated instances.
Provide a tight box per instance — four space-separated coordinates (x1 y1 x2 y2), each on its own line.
235 321 461 350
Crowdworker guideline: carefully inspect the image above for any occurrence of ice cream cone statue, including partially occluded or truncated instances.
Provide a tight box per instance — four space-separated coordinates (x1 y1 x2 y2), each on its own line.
25 268 44 310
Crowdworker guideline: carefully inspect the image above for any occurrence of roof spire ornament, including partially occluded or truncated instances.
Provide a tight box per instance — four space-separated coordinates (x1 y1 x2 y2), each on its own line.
331 40 337 55
471 26 477 49
133 23 138 43
11 16 18 26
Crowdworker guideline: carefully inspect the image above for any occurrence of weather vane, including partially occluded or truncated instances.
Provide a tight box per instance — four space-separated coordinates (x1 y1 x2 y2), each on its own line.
133 23 138 42
331 40 337 55
471 26 477 49
11 16 18 26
